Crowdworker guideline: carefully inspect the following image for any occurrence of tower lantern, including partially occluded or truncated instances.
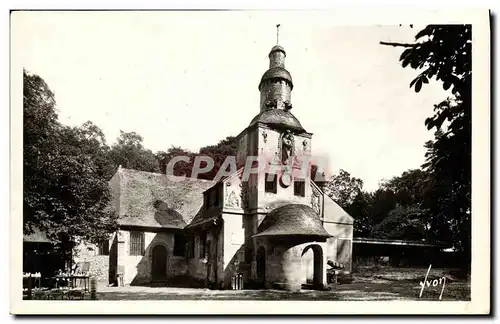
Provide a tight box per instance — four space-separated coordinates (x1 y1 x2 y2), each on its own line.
259 25 293 112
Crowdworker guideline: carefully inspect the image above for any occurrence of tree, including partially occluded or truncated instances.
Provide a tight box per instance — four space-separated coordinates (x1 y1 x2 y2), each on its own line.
368 188 398 230
380 169 429 207
324 169 364 210
107 131 160 174
382 25 471 264
371 205 427 240
198 136 238 180
347 191 375 237
157 136 238 180
23 70 118 262
75 121 116 180
381 25 471 98
347 169 435 241
157 146 195 177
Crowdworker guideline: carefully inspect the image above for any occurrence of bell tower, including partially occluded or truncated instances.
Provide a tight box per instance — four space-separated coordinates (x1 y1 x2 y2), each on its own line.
233 25 314 215
259 25 294 112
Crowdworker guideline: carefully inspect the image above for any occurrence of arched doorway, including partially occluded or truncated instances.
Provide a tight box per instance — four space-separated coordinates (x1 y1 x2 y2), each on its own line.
256 247 266 288
151 245 167 281
301 244 324 288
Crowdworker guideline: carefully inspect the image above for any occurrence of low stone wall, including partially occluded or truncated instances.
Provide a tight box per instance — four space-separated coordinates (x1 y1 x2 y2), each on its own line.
86 255 110 283
74 243 110 284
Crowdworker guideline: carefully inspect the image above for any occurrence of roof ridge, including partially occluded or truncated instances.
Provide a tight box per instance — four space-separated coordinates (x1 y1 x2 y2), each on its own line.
120 167 217 184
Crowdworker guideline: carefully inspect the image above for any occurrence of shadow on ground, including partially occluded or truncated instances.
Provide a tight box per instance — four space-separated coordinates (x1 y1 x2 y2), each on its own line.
96 281 470 301
95 267 471 301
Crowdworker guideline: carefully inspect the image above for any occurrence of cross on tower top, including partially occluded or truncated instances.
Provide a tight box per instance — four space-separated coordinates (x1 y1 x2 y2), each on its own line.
276 24 281 45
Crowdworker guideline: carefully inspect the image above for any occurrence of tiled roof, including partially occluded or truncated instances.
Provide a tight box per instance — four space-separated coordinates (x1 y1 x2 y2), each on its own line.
269 45 286 55
259 67 293 90
254 204 332 238
113 168 216 229
323 194 354 225
249 109 305 133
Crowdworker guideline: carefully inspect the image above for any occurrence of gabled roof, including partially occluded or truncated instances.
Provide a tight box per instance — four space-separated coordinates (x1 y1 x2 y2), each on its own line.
187 168 244 229
111 168 216 229
323 194 354 225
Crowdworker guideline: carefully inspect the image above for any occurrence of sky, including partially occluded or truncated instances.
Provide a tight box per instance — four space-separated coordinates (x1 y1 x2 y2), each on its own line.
14 11 450 191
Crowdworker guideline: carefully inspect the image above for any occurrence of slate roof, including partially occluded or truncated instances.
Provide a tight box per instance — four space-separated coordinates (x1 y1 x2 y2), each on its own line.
259 67 293 90
112 168 216 229
269 45 286 55
249 109 306 133
254 204 332 238
323 194 354 225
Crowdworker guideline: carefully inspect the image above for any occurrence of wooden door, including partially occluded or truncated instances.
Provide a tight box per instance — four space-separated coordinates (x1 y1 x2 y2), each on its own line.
151 245 167 281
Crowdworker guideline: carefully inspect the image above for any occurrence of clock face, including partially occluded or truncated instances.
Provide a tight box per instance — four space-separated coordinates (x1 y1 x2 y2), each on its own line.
280 172 292 188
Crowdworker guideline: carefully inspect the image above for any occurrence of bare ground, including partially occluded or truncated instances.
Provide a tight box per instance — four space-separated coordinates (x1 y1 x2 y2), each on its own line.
94 267 470 301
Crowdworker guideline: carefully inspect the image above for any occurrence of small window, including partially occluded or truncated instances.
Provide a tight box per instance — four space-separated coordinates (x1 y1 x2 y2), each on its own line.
130 231 145 256
265 173 277 193
174 233 187 257
294 178 306 197
199 232 207 259
98 240 109 256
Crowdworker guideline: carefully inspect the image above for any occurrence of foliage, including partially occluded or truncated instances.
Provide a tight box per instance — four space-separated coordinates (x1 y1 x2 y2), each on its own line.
324 169 364 209
107 131 160 174
397 25 471 97
380 169 429 207
343 169 433 240
422 127 470 250
157 136 238 180
346 191 374 237
23 70 119 258
198 136 238 180
157 146 195 177
382 25 471 261
371 205 427 240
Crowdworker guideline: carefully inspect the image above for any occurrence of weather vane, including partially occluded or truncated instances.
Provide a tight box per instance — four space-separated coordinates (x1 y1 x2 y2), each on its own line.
276 24 281 45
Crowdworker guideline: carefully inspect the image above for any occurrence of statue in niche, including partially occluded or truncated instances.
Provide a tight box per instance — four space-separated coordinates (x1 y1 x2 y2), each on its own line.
272 152 280 165
293 154 302 169
281 130 294 165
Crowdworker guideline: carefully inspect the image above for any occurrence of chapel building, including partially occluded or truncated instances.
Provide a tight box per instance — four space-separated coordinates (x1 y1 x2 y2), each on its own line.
75 41 354 291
